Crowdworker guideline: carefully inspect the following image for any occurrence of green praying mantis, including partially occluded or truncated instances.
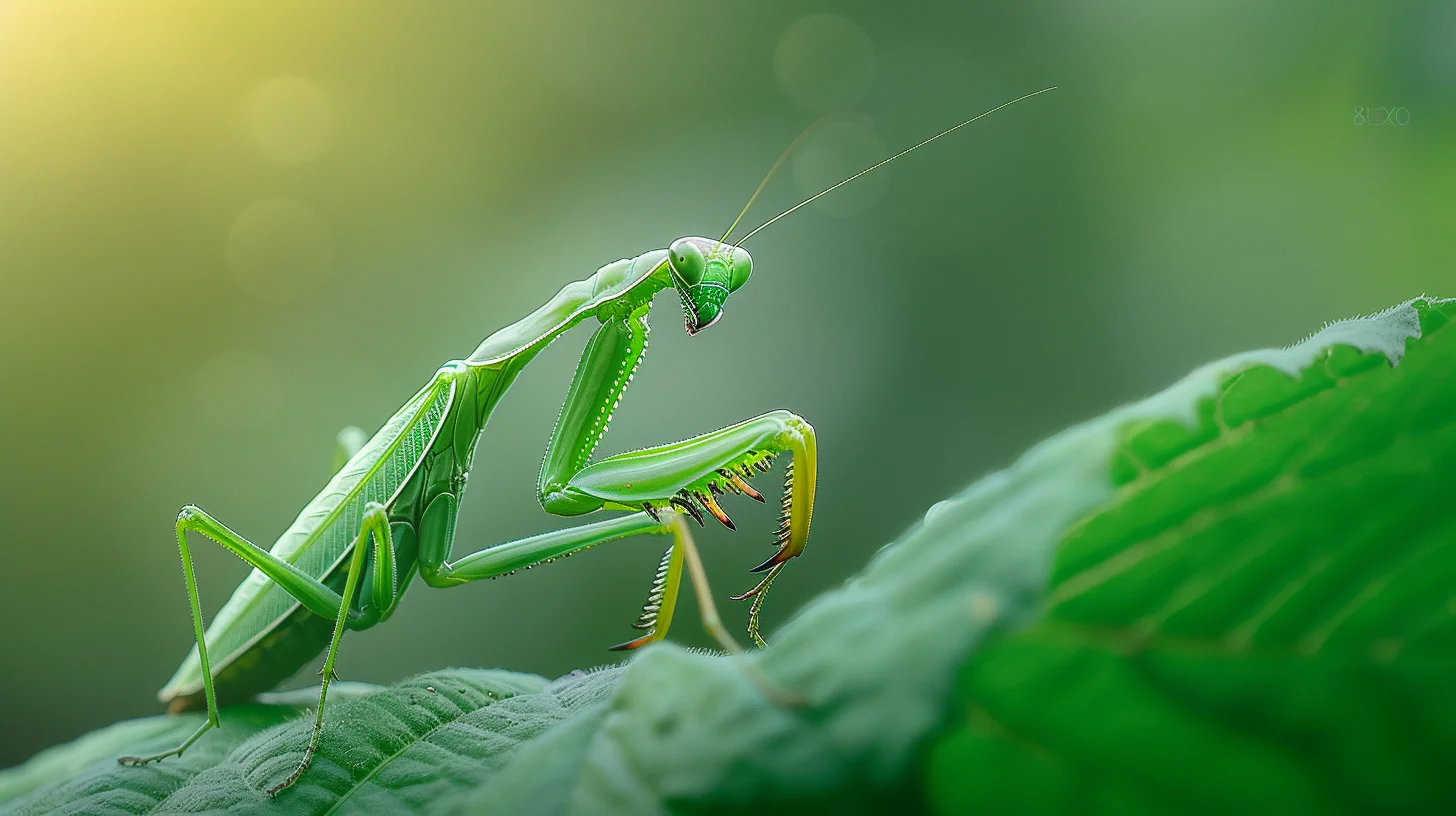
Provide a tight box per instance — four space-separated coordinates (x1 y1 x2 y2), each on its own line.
117 87 1054 795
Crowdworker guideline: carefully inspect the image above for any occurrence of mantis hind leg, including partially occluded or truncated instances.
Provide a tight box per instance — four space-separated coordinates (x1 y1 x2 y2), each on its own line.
118 505 353 768
118 502 393 784
114 501 221 766
267 503 388 797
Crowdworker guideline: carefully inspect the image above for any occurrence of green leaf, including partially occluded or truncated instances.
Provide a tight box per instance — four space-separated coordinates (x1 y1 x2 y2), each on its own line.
0 672 547 815
7 297 1454 815
0 706 290 815
928 297 1456 814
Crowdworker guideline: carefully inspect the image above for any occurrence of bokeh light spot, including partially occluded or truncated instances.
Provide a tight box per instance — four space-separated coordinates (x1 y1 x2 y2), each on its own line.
792 116 889 218
196 350 284 429
774 13 875 113
226 198 333 303
246 76 333 164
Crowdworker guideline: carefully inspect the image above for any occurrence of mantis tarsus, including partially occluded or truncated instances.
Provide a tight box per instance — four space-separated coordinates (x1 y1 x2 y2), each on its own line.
117 87 1054 795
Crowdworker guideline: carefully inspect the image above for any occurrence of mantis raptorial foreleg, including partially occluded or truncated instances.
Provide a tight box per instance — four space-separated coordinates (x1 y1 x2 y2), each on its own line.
415 306 815 646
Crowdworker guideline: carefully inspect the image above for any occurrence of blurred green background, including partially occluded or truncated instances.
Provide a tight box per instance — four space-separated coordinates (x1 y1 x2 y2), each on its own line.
1 1 1451 767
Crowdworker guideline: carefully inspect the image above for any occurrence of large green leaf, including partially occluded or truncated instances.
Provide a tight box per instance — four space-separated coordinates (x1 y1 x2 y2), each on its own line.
4 297 1451 815
928 298 1456 814
0 672 548 815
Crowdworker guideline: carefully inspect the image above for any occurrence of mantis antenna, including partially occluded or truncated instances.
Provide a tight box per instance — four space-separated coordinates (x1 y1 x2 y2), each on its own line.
711 119 832 256
731 86 1057 246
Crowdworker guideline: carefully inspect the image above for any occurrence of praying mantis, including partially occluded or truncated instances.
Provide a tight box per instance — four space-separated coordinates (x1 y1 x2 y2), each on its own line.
117 87 1054 795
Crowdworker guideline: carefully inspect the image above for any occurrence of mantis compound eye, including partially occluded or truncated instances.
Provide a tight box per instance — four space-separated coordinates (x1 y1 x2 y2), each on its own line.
728 246 752 292
668 239 705 285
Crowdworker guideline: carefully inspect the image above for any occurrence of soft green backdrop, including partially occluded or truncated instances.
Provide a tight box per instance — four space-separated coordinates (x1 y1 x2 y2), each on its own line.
1 1 1450 767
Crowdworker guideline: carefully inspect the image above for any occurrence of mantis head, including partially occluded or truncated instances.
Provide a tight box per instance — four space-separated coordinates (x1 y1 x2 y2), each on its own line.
667 237 752 335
